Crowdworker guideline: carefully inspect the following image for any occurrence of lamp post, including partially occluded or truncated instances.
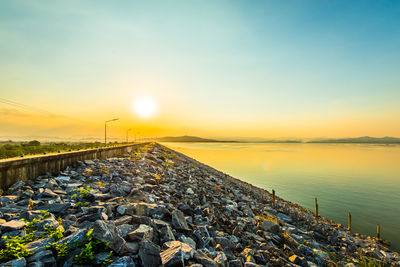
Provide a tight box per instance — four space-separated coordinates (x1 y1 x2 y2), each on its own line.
105 118 119 146
126 128 132 143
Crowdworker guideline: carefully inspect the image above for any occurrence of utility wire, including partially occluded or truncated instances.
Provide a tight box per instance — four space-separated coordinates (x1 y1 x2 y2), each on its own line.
0 97 52 115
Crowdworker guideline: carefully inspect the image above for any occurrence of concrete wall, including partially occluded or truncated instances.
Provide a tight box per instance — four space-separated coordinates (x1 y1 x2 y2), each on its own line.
0 143 146 190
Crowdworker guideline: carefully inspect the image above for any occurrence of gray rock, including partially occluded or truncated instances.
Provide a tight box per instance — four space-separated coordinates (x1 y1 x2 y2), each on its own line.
228 259 242 267
298 244 314 256
171 209 190 231
194 250 217 267
26 237 55 253
160 225 176 244
178 235 196 249
113 215 133 226
117 224 135 238
39 188 58 198
277 213 292 222
134 202 157 216
8 181 26 192
128 224 154 241
34 203 70 213
55 229 87 248
54 176 71 182
0 220 26 231
126 242 140 254
214 251 228 266
161 241 194 266
138 240 161 267
26 249 54 263
260 220 280 234
92 220 126 254
0 258 26 267
215 236 235 250
108 256 135 267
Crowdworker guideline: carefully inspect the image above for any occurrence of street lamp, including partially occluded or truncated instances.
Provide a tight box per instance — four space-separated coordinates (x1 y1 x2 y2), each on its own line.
126 128 132 143
105 118 119 146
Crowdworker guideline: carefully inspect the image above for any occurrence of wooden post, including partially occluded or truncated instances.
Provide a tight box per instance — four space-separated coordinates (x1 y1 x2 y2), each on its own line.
377 224 380 239
348 212 351 232
272 189 275 207
315 197 318 217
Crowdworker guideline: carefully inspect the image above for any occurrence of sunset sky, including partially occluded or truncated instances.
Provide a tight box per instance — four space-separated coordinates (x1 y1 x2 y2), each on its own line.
1 1 400 141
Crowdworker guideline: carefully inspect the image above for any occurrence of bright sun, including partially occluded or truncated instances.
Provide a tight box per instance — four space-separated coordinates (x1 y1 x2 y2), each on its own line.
133 97 157 118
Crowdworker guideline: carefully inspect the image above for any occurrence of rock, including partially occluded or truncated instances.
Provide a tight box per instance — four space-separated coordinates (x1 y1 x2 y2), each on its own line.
126 242 140 254
298 244 314 256
8 181 25 192
55 229 87 248
215 236 236 250
34 203 70 213
117 224 135 239
186 188 195 195
313 249 330 260
0 258 26 267
171 209 190 231
113 215 133 226
94 252 112 265
26 237 55 253
54 176 71 182
26 249 55 263
289 255 308 266
128 224 154 241
277 213 292 222
228 259 242 267
161 241 194 266
194 250 217 267
0 220 26 231
260 220 280 234
214 251 228 266
134 202 157 216
138 240 161 267
179 235 196 249
39 188 58 198
92 220 126 254
108 256 135 267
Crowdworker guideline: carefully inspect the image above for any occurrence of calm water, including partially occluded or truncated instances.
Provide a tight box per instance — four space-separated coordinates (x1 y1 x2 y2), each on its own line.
163 142 400 251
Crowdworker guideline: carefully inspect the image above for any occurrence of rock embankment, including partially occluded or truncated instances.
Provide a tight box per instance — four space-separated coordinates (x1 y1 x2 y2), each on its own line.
0 142 398 266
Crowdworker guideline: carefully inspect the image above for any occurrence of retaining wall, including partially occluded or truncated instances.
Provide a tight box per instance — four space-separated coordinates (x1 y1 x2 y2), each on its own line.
0 143 146 190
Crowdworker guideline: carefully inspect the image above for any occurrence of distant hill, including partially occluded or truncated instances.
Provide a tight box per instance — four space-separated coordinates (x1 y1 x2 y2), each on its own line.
308 136 400 144
157 135 219 142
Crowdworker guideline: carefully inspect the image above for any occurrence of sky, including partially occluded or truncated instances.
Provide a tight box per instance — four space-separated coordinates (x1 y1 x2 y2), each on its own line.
1 0 400 141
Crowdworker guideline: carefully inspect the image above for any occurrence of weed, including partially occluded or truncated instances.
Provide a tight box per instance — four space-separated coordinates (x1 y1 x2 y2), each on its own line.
75 202 90 207
48 242 70 258
45 225 65 241
0 235 32 261
72 186 93 199
73 229 109 265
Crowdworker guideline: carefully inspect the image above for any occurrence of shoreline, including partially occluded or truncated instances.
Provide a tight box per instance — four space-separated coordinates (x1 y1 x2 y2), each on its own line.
0 142 398 266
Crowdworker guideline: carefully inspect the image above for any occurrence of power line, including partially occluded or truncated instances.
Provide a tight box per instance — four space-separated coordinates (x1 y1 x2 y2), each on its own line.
0 97 52 115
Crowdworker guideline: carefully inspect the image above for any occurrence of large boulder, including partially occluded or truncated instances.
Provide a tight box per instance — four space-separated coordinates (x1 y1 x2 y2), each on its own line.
108 256 136 267
171 210 190 231
127 224 153 241
260 220 280 234
92 220 126 254
0 258 26 267
138 240 161 267
161 241 194 266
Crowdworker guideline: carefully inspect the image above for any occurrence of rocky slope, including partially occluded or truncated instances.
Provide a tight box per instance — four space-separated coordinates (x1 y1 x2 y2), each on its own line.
0 142 398 266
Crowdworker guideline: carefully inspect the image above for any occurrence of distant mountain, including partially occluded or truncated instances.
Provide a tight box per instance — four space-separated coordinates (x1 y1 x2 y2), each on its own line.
157 135 219 142
308 136 400 144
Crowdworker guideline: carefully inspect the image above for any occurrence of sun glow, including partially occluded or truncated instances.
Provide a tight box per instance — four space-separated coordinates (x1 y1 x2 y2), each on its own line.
133 97 157 118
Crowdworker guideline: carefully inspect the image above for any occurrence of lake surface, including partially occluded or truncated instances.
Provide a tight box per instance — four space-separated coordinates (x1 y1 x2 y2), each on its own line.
162 142 400 251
